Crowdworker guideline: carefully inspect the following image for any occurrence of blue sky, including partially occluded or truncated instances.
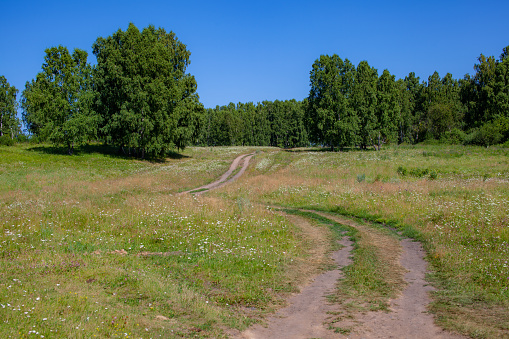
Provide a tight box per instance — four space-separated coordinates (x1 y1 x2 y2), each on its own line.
2 0 508 111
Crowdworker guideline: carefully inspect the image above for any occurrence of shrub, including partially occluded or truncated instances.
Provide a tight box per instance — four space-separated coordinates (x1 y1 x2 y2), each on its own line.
16 134 30 143
429 170 438 180
0 135 15 146
397 166 435 179
440 128 467 145
409 167 429 177
464 117 509 146
397 166 407 176
356 173 366 183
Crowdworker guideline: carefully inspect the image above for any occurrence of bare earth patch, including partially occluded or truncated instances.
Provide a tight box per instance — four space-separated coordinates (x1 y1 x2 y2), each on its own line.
341 238 466 339
232 211 468 338
178 153 255 195
231 227 354 339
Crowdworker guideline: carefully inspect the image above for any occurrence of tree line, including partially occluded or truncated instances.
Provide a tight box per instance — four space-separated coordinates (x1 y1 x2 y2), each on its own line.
197 100 308 148
305 48 509 150
1 22 508 153
199 46 509 150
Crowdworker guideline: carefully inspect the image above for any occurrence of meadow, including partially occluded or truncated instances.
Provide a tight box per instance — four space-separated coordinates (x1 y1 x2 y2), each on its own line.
219 145 509 338
0 144 508 338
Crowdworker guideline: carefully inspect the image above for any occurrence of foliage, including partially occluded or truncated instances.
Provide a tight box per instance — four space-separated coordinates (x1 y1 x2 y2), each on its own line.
93 23 205 158
199 99 308 148
0 75 21 140
352 61 379 149
21 46 98 154
462 45 509 138
375 69 400 148
307 54 358 150
0 135 15 146
464 116 509 146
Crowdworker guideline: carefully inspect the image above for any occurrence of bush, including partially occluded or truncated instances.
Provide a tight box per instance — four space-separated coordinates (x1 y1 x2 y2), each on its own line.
440 128 467 145
0 135 15 146
409 167 429 177
28 136 41 144
16 134 30 143
397 166 407 176
429 170 438 180
464 117 509 146
397 165 437 179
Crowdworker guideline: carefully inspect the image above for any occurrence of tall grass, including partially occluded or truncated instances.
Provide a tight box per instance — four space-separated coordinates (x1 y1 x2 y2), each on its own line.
219 145 509 338
0 144 307 338
2 143 508 338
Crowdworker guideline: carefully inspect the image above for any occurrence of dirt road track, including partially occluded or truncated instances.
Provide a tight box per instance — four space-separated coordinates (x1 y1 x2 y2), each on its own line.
178 154 466 338
234 211 467 339
178 153 255 195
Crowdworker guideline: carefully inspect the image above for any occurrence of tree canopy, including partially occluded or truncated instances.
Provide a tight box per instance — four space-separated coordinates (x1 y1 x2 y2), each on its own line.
13 26 509 152
93 23 204 158
0 75 21 139
21 46 97 154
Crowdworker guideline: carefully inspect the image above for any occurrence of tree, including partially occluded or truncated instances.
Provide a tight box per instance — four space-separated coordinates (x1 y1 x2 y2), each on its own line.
491 46 509 120
462 54 498 129
93 23 204 157
398 72 423 143
352 61 378 149
21 46 97 154
418 71 464 140
0 76 21 139
375 69 400 149
307 54 358 150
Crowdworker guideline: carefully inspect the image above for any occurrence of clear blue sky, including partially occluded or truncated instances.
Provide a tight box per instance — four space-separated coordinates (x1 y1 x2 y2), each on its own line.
2 0 508 111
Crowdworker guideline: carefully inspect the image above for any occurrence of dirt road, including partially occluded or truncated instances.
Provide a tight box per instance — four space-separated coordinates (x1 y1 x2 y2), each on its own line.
236 211 467 339
179 153 466 338
178 152 255 195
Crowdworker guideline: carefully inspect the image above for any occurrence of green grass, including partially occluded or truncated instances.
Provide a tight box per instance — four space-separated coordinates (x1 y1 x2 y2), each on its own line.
2 143 509 338
219 144 509 338
0 144 301 338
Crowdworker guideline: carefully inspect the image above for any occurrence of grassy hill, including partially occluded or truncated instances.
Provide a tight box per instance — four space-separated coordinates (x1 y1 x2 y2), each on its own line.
0 144 508 338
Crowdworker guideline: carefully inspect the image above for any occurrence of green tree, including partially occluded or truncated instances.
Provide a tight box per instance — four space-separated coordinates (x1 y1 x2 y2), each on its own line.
93 23 204 157
462 54 498 129
352 61 378 149
21 46 97 154
307 54 358 150
491 46 509 120
398 72 423 143
375 69 400 149
0 76 21 139
419 72 464 141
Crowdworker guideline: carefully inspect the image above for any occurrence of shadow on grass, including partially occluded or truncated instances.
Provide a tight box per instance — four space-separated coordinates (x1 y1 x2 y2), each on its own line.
28 144 189 162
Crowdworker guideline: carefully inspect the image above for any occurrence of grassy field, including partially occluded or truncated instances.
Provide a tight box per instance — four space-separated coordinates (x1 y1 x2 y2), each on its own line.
218 145 509 338
0 144 317 338
1 143 508 338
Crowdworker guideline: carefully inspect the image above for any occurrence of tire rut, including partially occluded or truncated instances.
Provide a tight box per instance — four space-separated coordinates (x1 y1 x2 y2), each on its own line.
314 212 467 339
178 152 255 195
233 210 467 339
234 232 354 339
